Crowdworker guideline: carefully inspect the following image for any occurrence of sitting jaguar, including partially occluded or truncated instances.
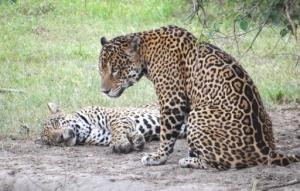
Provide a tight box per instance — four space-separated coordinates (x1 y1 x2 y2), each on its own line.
41 102 187 153
99 25 300 169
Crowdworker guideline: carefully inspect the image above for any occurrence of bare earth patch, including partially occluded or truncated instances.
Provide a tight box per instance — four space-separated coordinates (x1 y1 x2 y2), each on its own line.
1 108 300 191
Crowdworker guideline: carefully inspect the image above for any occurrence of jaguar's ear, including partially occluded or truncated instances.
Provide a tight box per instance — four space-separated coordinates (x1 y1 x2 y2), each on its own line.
47 102 62 114
124 36 141 56
100 37 108 46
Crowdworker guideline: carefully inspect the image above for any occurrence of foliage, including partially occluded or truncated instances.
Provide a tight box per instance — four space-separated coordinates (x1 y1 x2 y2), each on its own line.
188 0 300 64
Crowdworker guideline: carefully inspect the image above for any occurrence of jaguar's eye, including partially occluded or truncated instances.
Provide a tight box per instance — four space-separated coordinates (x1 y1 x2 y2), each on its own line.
112 68 119 76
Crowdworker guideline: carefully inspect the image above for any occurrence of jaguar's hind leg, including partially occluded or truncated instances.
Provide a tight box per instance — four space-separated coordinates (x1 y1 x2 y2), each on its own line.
180 124 239 170
179 148 210 169
179 109 257 170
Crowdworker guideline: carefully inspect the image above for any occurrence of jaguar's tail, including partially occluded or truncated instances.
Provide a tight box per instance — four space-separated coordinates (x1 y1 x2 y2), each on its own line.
267 151 300 166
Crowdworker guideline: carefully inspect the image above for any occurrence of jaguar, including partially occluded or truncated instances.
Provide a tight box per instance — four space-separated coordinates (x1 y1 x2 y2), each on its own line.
99 25 300 169
41 102 187 153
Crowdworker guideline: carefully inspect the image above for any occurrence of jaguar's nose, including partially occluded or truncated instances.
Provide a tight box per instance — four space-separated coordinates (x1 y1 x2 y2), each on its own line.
68 129 75 137
101 89 110 94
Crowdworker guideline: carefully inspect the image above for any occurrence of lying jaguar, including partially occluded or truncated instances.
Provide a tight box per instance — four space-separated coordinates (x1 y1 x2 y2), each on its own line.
99 25 300 169
41 102 187 153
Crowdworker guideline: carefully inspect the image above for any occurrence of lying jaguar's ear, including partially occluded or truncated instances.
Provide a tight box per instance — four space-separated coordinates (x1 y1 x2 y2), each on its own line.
100 37 108 46
124 36 141 56
47 102 62 114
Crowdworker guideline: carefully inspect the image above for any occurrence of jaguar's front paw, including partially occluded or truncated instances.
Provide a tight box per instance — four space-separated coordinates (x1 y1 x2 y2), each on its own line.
141 152 168 166
127 131 145 151
109 140 132 153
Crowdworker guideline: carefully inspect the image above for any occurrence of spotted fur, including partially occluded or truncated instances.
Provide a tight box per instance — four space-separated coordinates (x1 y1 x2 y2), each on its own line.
42 102 187 153
99 25 300 169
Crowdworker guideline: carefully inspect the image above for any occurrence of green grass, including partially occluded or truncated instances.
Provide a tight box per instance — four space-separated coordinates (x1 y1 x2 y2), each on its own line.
0 0 299 139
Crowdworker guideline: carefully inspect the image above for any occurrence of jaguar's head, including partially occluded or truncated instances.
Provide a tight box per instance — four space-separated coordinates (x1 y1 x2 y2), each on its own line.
42 102 76 146
99 35 145 98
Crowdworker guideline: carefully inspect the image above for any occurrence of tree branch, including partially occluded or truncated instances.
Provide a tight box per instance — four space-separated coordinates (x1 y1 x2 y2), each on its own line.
233 21 241 54
284 0 300 67
242 2 261 19
238 20 268 61
211 25 265 40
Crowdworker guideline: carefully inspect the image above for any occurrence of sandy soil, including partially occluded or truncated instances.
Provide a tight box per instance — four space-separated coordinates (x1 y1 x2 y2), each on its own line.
1 108 300 191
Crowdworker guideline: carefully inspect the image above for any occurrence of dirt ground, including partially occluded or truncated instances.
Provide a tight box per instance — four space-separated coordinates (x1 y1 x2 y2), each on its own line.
1 108 300 191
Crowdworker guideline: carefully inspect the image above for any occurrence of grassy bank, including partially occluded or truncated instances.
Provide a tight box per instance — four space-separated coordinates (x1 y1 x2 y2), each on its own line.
0 0 299 139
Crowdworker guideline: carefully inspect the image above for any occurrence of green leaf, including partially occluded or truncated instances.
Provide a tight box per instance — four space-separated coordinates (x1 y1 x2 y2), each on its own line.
8 0 17 4
287 25 295 35
236 15 242 22
227 11 239 20
239 20 248 31
283 19 289 25
273 0 281 5
213 23 220 32
280 28 289 37
238 3 244 10
197 34 210 44
227 0 234 7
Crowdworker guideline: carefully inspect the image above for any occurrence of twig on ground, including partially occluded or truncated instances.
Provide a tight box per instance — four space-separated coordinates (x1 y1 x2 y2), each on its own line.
295 56 300 67
62 162 67 190
251 181 258 191
24 172 49 191
84 0 91 18
252 177 268 191
261 178 300 191
83 65 98 70
0 88 26 94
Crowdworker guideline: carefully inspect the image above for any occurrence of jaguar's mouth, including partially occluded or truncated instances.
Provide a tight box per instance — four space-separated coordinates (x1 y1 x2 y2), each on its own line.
57 135 66 143
57 129 75 143
104 86 127 99
104 90 122 99
102 80 135 99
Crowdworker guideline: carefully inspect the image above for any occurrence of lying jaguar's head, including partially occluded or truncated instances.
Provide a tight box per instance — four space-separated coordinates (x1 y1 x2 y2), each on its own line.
41 102 76 146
